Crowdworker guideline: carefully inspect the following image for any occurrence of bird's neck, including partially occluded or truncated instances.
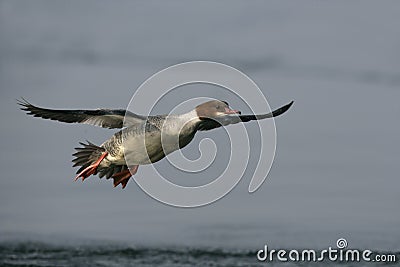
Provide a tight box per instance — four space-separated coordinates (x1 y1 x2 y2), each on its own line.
161 110 200 134
176 109 201 133
158 110 200 150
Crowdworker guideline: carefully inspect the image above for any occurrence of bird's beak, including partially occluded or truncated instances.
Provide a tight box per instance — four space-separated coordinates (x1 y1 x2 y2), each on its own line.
224 107 241 115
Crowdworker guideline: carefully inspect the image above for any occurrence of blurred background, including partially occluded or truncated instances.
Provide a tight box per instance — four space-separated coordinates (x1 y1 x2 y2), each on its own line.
1 0 399 259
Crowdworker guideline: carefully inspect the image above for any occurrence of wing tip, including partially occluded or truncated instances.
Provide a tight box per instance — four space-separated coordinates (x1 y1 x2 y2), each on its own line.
17 97 30 108
271 100 294 117
17 97 36 115
285 100 294 110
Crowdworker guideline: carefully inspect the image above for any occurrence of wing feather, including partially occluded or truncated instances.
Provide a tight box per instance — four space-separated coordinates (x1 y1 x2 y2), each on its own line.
18 98 146 129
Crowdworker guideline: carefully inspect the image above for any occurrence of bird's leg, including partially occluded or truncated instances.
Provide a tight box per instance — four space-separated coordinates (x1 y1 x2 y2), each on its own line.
130 165 139 175
112 165 139 189
74 152 108 181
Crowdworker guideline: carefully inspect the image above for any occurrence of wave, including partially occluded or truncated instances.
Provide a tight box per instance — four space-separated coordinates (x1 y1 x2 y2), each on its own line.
1 241 399 267
0 241 256 267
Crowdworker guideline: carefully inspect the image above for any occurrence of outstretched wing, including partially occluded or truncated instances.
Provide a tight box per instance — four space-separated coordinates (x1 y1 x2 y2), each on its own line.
197 101 294 131
18 98 146 129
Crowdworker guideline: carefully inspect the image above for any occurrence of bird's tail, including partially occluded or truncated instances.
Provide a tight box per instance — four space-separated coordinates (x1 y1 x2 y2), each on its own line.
72 141 106 175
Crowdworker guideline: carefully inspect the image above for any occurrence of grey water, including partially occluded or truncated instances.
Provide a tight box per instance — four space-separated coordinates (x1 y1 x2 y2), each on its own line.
1 1 400 266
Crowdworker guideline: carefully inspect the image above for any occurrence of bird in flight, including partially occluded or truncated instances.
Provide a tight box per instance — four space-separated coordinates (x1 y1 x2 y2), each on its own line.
19 98 293 189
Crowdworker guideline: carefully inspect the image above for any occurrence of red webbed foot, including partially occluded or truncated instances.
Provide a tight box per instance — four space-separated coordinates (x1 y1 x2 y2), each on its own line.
112 165 139 189
74 152 108 181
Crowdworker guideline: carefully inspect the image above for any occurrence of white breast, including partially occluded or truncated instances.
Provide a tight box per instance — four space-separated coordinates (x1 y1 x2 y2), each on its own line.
120 110 200 165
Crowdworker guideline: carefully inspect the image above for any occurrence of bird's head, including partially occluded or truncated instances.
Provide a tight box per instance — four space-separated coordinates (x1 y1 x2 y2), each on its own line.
195 100 241 119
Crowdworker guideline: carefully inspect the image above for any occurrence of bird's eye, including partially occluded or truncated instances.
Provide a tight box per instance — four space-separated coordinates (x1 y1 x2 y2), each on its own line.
216 106 220 109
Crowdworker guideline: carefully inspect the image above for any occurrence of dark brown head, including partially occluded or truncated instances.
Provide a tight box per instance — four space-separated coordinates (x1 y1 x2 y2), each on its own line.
195 100 241 119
